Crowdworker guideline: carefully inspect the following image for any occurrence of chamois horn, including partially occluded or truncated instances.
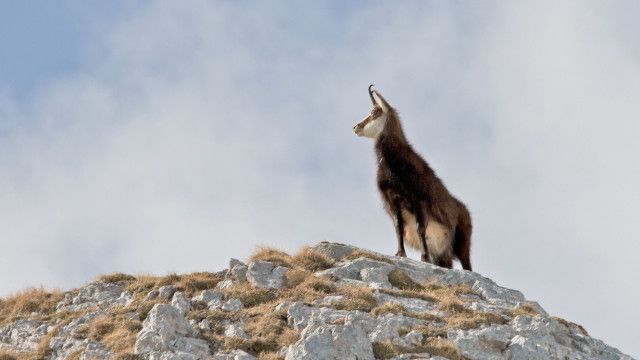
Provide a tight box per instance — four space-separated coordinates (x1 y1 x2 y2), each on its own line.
368 84 376 105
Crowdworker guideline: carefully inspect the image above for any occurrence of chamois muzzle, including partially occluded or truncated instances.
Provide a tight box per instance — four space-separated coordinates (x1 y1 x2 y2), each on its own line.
368 84 376 105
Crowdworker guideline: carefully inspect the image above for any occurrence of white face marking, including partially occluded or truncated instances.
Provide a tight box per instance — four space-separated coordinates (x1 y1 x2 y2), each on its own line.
361 113 387 139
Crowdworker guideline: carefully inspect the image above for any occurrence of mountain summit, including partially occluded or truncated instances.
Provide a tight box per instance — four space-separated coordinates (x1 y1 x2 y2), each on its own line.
0 242 633 360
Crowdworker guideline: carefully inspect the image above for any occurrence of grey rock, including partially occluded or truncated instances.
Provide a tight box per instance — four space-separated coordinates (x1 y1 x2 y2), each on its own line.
47 311 105 359
1 242 633 360
158 285 177 300
368 313 428 345
171 292 191 316
285 316 375 360
224 322 248 339
80 341 113 360
221 298 244 312
246 260 288 289
310 241 358 261
213 349 258 360
192 289 224 309
0 319 50 352
56 282 130 312
311 295 345 307
360 266 393 289
146 289 160 301
373 291 439 314
134 304 209 357
317 257 394 285
229 258 248 282
216 279 235 290
389 354 434 360
450 315 633 360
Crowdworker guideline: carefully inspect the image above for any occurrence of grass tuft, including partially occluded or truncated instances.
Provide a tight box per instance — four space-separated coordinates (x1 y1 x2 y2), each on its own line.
371 302 408 317
0 287 64 326
510 303 540 317
291 247 335 272
249 247 293 268
343 250 394 264
97 273 136 283
387 269 423 290
334 285 377 312
223 283 275 308
0 352 18 360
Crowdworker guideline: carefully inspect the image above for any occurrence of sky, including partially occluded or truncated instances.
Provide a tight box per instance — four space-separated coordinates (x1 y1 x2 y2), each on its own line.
1 0 638 357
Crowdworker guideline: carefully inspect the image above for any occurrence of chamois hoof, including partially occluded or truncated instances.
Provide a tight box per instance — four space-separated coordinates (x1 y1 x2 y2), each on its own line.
421 253 430 263
395 250 406 257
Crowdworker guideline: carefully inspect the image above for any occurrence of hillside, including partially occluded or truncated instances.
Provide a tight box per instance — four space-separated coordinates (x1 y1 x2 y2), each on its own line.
0 242 633 360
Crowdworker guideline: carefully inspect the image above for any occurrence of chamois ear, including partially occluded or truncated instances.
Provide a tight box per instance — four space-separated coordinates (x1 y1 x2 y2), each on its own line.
372 91 390 113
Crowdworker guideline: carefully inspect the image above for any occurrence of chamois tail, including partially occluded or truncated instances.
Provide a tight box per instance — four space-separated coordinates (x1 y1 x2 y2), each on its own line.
453 203 473 271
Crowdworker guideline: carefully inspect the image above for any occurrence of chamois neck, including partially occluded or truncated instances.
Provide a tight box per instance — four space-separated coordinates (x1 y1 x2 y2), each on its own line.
375 111 409 149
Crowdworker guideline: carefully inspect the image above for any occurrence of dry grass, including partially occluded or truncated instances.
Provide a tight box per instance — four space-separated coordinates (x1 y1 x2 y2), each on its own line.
88 316 115 340
222 283 275 308
85 315 142 355
249 247 293 268
258 352 283 360
372 338 464 360
67 351 82 360
380 283 475 308
124 272 221 297
0 287 64 326
423 337 465 360
437 298 471 314
343 250 394 264
553 316 589 336
291 247 335 272
97 273 136 283
283 268 311 288
334 285 377 312
135 299 162 321
32 317 73 360
387 269 424 290
0 352 18 360
510 303 540 318
414 324 448 338
379 288 437 303
371 302 408 317
447 311 507 330
371 301 441 323
115 354 142 360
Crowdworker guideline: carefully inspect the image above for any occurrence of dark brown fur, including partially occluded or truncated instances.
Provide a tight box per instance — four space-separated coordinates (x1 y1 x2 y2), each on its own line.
361 93 472 270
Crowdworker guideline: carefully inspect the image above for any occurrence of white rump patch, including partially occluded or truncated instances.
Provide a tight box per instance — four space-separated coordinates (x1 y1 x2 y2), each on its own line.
401 209 452 258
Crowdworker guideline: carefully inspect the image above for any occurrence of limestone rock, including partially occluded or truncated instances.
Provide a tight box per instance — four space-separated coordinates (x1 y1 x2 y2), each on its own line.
213 349 257 360
1 241 633 360
192 289 224 309
158 285 177 300
171 292 191 316
246 260 288 289
135 304 209 358
285 316 375 360
55 282 132 312
221 298 244 312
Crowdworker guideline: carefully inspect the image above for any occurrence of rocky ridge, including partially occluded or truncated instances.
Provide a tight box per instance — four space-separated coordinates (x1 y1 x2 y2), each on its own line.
0 242 634 360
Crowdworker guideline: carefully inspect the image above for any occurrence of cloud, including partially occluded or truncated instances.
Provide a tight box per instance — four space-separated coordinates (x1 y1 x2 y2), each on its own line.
0 1 638 356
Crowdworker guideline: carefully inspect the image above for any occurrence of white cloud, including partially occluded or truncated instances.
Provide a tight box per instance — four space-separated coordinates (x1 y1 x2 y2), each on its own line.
0 1 638 356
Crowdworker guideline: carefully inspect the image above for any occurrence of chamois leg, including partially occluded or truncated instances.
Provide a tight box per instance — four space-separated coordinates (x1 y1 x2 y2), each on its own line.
414 206 430 263
393 206 406 257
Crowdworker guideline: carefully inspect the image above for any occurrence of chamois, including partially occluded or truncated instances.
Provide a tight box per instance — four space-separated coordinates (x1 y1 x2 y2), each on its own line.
353 85 472 270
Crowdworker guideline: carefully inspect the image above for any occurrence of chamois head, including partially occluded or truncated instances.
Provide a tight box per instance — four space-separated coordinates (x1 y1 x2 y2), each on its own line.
353 84 392 139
